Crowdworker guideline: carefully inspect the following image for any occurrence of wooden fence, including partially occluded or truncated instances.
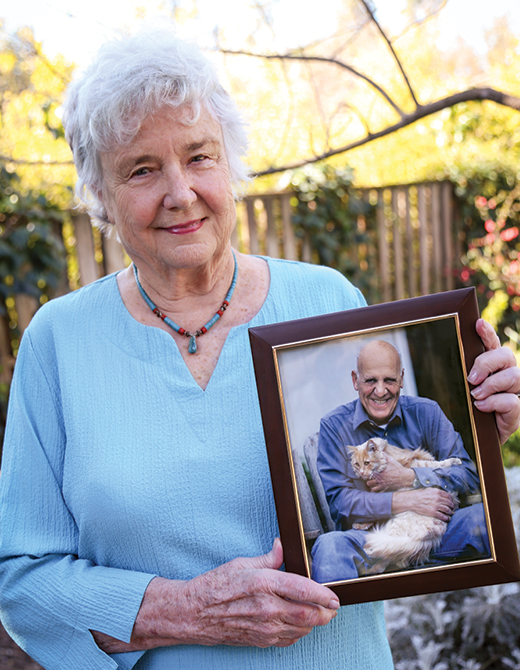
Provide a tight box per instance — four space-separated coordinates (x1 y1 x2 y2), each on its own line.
1 180 461 386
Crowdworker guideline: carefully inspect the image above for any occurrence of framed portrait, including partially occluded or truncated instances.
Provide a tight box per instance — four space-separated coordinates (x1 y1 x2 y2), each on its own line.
249 287 520 605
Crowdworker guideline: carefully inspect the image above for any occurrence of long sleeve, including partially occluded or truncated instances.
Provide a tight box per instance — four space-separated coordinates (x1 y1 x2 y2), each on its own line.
0 331 155 670
411 401 481 495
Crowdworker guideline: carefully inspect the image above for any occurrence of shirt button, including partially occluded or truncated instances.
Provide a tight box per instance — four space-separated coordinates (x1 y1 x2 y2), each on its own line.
425 479 431 484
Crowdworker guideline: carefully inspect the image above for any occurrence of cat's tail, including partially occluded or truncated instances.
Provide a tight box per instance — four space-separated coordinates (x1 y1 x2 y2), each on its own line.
363 513 447 568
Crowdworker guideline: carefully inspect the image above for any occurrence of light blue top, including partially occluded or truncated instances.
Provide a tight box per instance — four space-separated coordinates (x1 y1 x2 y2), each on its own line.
0 257 393 670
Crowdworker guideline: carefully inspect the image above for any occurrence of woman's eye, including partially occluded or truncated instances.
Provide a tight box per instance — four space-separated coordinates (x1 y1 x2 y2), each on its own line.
191 154 207 163
132 167 151 177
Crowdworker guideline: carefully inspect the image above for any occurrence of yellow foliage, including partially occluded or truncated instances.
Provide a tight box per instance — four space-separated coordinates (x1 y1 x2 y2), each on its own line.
0 27 75 208
482 290 510 330
0 51 15 75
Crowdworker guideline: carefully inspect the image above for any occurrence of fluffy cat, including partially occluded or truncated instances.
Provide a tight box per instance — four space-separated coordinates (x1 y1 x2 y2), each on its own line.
347 437 461 575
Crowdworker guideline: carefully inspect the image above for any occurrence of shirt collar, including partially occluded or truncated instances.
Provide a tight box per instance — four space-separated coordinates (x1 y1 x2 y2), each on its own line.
353 397 403 430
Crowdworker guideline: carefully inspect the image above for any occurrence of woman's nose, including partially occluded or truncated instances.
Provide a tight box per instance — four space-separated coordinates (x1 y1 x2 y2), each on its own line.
162 168 197 209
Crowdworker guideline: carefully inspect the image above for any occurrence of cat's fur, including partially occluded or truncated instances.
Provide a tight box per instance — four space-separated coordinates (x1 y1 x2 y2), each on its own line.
347 437 461 575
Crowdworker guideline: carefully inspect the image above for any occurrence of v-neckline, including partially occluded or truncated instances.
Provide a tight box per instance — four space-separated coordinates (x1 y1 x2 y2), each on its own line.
113 257 274 392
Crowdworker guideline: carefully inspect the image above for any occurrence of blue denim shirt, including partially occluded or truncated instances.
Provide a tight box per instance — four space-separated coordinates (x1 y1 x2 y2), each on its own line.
317 396 481 530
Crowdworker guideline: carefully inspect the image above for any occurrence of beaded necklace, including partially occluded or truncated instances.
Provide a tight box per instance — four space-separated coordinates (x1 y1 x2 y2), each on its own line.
133 251 238 354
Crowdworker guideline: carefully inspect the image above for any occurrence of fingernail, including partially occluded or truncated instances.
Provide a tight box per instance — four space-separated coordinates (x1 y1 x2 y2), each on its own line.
329 599 340 610
468 370 478 383
470 387 483 399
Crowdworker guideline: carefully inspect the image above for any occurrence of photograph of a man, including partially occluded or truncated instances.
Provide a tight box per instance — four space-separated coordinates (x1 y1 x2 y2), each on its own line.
311 339 489 583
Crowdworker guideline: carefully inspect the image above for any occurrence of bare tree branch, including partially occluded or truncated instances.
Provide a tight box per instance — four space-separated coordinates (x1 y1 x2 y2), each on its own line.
358 0 420 107
220 48 405 118
332 101 373 137
253 87 520 176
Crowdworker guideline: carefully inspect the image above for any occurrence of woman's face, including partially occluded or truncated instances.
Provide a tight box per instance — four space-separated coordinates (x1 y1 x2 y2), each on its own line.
99 105 236 274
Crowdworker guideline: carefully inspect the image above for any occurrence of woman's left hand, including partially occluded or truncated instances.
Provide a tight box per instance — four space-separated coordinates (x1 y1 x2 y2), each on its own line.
468 318 520 444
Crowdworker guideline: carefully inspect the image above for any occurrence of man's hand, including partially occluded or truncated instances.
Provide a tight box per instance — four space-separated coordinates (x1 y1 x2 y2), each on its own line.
469 319 520 444
366 454 415 492
391 488 456 521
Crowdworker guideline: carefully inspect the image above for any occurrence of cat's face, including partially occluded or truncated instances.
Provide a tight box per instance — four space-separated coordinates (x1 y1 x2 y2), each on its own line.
348 438 386 480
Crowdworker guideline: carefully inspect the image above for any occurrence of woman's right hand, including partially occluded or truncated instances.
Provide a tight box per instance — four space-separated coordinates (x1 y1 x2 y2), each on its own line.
92 539 340 653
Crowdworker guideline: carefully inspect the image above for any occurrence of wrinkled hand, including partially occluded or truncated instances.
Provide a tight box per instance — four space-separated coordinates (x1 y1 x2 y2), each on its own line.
469 319 520 444
391 488 456 522
366 455 415 492
93 539 339 654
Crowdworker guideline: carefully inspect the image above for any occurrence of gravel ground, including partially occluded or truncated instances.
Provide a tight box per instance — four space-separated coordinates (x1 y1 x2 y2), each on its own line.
0 623 43 670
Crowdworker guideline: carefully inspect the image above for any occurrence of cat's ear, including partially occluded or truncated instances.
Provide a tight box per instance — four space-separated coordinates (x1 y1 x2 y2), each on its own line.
346 444 356 452
366 439 378 452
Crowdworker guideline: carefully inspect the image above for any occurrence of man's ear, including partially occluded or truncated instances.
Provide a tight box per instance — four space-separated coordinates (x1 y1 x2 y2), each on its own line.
352 370 359 391
400 369 405 388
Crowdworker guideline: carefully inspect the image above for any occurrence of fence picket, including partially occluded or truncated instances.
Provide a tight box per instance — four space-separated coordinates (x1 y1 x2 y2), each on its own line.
73 213 99 286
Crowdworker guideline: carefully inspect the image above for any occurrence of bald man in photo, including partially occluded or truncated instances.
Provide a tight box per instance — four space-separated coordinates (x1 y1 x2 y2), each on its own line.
311 339 489 583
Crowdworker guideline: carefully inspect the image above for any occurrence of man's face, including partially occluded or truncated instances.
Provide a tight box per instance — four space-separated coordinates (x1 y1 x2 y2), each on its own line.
352 343 404 425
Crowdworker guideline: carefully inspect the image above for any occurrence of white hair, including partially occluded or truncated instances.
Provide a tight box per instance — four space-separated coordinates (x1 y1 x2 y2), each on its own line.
62 30 250 233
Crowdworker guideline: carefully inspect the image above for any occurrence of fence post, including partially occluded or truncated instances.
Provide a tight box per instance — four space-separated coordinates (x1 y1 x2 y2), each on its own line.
0 315 14 384
431 183 442 294
377 191 391 302
418 185 429 296
14 295 39 333
246 199 260 256
403 188 415 299
102 230 126 275
264 196 279 258
392 188 404 301
442 182 454 290
72 213 99 286
281 193 297 260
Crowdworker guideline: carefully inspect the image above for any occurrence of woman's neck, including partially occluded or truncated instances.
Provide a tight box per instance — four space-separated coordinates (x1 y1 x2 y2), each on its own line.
133 247 236 316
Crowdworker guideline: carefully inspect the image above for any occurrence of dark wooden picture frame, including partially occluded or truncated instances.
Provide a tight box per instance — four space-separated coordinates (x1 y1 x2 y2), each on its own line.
249 288 520 605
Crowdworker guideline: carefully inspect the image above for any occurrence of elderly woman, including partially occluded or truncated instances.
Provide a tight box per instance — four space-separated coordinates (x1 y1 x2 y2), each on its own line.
0 30 519 670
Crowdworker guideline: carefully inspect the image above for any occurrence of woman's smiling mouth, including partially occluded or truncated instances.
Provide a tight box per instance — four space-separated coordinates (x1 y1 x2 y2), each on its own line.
164 218 205 235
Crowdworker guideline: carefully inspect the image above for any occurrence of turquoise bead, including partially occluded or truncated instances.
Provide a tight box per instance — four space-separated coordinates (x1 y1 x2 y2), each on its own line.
188 336 197 354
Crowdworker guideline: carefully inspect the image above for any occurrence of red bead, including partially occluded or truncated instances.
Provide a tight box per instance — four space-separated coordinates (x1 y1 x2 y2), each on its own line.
217 309 223 316
223 300 229 306
201 327 207 334
178 328 185 335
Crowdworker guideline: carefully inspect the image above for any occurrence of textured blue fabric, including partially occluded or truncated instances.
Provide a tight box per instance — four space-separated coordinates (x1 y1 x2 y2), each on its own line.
317 396 482 530
0 257 393 670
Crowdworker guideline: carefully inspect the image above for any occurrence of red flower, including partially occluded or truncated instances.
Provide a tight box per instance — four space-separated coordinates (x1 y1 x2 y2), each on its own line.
484 220 495 233
500 227 519 242
460 269 470 282
476 196 487 207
